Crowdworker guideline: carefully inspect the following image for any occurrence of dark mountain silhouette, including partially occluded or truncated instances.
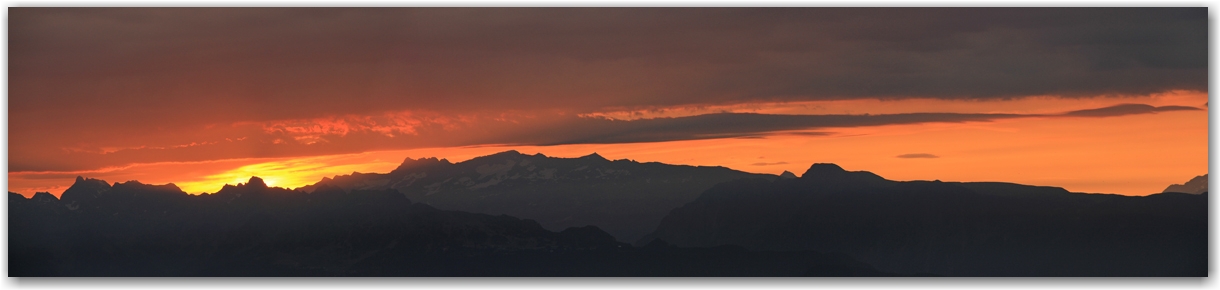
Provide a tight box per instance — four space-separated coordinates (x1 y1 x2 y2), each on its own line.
778 170 798 179
58 176 111 210
9 176 883 277
12 158 1205 277
297 150 771 242
1163 174 1207 194
640 164 1206 276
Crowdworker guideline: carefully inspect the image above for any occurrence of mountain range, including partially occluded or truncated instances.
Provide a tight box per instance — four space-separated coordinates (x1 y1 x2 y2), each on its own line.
9 151 1207 276
11 174 885 276
640 164 1207 276
1163 174 1208 194
298 150 770 242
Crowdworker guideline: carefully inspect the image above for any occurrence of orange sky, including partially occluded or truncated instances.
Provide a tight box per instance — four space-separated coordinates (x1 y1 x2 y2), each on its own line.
8 9 1208 199
9 92 1208 197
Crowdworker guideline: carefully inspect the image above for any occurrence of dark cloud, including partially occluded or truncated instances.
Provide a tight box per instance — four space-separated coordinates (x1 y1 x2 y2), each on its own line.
514 112 1027 146
17 101 1199 172
896 153 940 159
1062 104 1202 117
8 8 1207 172
11 111 1023 172
773 132 834 137
11 9 1204 116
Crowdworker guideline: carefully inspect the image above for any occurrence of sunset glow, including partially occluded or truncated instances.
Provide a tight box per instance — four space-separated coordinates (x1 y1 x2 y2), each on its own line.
8 8 1208 198
9 91 1207 197
9 8 1209 277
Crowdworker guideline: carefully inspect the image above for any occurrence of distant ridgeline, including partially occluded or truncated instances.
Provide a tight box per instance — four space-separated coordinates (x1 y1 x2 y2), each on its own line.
9 151 1207 276
9 175 882 276
640 164 1206 276
1163 174 1209 195
298 150 772 243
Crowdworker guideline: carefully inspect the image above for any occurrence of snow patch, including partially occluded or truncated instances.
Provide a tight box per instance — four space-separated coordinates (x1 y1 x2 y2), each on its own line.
528 168 557 180
476 160 517 179
392 172 428 189
469 177 504 189
425 178 452 196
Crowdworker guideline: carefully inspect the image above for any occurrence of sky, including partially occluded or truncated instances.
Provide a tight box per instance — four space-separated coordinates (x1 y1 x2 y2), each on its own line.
7 8 1209 197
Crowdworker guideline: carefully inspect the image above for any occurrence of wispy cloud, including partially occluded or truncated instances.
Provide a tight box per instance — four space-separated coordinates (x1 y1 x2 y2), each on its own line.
1062 104 1201 117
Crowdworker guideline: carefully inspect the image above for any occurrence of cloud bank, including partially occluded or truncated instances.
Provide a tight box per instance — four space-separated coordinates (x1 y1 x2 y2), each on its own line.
11 102 1202 172
8 8 1207 172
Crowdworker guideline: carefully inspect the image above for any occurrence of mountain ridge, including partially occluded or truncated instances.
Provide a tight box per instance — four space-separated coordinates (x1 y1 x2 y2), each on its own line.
11 157 1205 276
1163 174 1208 194
639 163 1206 276
295 150 773 242
9 175 885 276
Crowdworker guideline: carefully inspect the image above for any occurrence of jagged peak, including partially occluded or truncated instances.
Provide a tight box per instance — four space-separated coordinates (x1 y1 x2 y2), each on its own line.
800 163 889 185
1163 174 1208 194
779 171 798 179
495 150 523 156
802 163 847 177
460 150 531 165
391 156 453 174
9 192 27 203
246 176 267 188
472 150 528 160
69 176 112 189
61 176 113 203
469 150 524 159
211 176 295 197
412 156 452 164
112 180 186 194
31 192 58 202
580 152 608 161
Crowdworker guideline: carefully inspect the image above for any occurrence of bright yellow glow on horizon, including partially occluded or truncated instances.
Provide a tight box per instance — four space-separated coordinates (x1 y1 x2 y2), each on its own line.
168 156 402 194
